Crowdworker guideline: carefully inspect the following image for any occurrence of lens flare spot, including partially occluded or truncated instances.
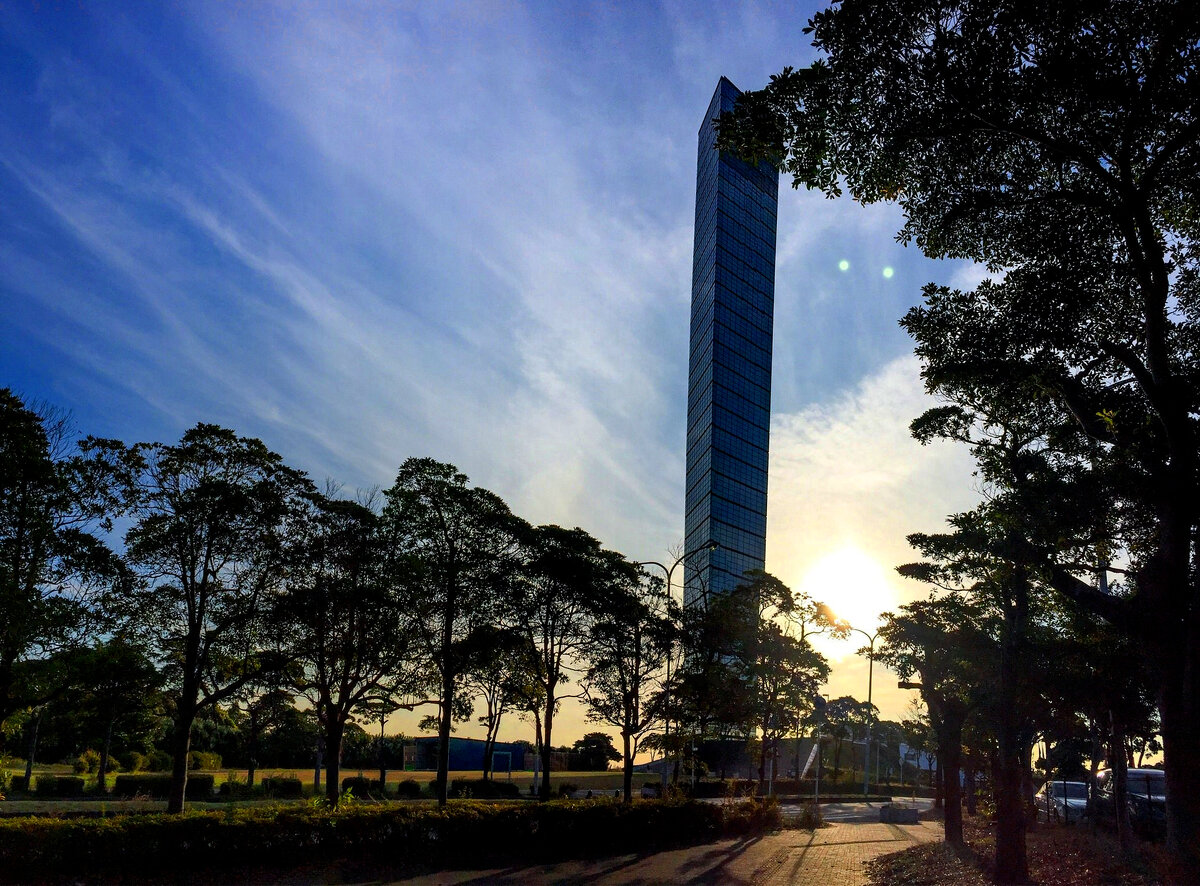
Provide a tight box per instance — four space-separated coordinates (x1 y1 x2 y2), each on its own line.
882 266 895 278
838 259 850 271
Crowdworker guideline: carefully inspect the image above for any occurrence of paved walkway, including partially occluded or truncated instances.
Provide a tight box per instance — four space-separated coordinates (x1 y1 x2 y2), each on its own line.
393 816 943 885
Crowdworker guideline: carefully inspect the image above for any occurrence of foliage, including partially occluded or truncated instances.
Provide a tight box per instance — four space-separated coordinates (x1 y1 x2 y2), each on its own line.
396 778 422 799
570 732 622 772
583 570 676 800
379 458 523 805
261 776 303 798
34 775 84 797
108 423 311 812
448 777 522 799
0 798 781 880
516 524 627 800
277 489 425 804
112 773 214 799
719 0 1200 871
673 572 829 790
0 390 130 735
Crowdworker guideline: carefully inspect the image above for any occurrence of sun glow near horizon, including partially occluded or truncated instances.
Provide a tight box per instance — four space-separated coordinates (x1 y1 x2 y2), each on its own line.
799 545 899 641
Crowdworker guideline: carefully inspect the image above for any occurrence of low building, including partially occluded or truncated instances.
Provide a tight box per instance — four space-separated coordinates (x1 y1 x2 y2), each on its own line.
405 737 526 772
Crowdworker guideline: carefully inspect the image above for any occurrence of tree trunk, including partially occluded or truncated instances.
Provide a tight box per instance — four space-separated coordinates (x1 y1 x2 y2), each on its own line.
1157 637 1200 869
378 719 387 793
1111 716 1134 852
532 710 543 797
1019 741 1037 833
482 716 497 782
758 728 768 795
325 717 345 805
166 713 195 814
995 738 1029 884
622 731 633 804
436 678 454 807
97 716 114 795
313 732 323 794
965 757 977 816
24 712 39 784
992 570 1030 884
539 686 556 802
934 757 944 810
935 705 966 847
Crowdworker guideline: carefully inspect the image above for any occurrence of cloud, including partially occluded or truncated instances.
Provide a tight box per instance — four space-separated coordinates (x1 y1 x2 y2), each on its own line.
766 354 980 719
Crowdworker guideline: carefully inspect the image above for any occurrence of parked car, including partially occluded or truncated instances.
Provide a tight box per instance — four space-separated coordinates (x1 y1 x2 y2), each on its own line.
1093 768 1166 838
1034 779 1089 823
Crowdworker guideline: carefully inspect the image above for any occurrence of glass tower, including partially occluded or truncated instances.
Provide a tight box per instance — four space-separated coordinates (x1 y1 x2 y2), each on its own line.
684 77 779 607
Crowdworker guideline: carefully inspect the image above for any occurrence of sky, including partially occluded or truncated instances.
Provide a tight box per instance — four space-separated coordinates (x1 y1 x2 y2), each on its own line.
1 1 986 747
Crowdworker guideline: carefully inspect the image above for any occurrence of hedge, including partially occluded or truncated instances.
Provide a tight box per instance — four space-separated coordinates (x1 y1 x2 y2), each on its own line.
396 778 423 799
112 774 215 800
0 798 780 882
261 776 304 799
341 776 384 797
688 778 899 798
35 776 85 797
449 778 522 799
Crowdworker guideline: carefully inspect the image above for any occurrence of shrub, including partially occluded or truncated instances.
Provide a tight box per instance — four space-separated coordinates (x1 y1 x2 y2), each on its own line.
262 776 303 798
143 750 171 772
116 751 147 773
449 778 522 799
189 751 222 770
341 776 381 797
36 776 85 797
9 775 29 794
793 802 823 831
0 797 780 881
395 779 422 799
112 774 215 800
557 782 580 797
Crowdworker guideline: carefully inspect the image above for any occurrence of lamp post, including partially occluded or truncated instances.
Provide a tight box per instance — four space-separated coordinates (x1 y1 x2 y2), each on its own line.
843 625 880 798
636 540 718 785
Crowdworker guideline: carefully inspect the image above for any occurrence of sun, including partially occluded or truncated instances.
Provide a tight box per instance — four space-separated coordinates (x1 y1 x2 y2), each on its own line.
799 545 897 634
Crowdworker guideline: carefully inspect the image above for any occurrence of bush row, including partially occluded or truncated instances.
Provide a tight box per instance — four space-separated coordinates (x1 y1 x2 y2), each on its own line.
35 776 86 797
111 774 215 799
218 776 304 799
688 778 900 798
0 798 780 881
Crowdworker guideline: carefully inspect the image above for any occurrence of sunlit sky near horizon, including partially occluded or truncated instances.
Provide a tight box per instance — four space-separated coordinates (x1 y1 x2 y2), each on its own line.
2 2 987 747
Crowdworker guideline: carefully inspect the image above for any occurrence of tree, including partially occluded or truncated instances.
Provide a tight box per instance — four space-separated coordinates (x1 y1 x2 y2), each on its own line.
229 685 294 789
517 524 618 801
719 0 1200 870
75 637 163 792
461 625 538 781
582 570 676 801
571 732 621 772
824 696 873 785
0 390 130 736
279 491 427 804
118 424 308 812
877 594 991 846
379 458 522 806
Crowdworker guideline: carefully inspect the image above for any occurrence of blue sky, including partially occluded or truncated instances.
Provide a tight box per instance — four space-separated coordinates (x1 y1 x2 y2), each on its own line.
2 2 985 732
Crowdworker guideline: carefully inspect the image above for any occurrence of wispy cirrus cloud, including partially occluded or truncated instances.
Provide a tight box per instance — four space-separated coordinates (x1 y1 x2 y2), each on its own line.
1 1 989 735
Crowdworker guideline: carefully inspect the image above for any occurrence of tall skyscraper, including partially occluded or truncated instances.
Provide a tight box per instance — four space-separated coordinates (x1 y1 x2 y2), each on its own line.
684 77 779 607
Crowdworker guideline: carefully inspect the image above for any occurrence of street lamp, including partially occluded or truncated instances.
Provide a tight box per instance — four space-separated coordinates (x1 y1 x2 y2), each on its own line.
636 540 718 785
836 622 880 798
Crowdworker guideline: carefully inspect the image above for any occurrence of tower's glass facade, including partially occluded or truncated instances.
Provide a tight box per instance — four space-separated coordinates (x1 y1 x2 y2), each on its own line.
684 77 778 607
